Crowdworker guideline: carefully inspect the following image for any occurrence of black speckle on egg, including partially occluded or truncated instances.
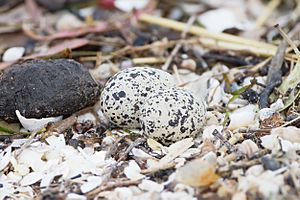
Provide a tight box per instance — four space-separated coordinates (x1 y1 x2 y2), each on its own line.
112 93 120 100
118 91 126 98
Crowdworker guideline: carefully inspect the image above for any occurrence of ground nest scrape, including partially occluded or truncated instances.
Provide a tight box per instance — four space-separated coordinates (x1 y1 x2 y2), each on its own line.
0 0 300 200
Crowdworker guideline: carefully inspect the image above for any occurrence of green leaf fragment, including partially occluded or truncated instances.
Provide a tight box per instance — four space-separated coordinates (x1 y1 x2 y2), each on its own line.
279 61 300 94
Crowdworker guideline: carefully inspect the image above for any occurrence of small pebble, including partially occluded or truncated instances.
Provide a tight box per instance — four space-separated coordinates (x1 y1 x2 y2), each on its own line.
69 139 79 149
2 47 25 62
56 13 84 31
181 59 197 71
241 89 259 104
261 156 281 171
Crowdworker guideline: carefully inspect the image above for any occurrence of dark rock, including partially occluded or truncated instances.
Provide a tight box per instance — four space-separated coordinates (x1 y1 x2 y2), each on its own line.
0 59 101 121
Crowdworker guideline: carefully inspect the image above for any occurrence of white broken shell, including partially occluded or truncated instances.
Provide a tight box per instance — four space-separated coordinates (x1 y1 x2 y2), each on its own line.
124 160 145 180
238 139 259 157
228 105 258 130
16 110 62 132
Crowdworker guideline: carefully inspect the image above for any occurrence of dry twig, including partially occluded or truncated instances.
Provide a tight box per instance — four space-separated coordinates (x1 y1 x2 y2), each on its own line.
260 24 300 108
139 14 298 60
162 15 196 71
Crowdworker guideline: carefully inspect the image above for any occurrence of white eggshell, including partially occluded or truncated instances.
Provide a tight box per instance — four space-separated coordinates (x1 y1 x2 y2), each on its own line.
20 172 43 186
0 147 11 171
138 179 164 192
260 135 280 151
16 110 62 132
80 176 102 193
228 104 257 130
238 139 259 157
124 160 145 180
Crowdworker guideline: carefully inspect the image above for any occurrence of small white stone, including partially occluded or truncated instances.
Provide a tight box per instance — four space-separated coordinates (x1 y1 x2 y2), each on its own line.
56 13 84 31
181 3 204 14
181 59 197 71
2 47 25 62
168 8 183 20
89 151 107 166
270 99 284 111
259 108 274 121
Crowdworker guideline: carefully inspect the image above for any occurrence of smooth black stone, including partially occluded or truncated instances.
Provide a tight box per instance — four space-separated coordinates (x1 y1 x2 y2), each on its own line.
0 59 101 121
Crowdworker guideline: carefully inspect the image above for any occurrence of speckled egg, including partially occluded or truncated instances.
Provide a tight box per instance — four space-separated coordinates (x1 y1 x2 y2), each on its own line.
140 88 206 145
100 67 175 128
